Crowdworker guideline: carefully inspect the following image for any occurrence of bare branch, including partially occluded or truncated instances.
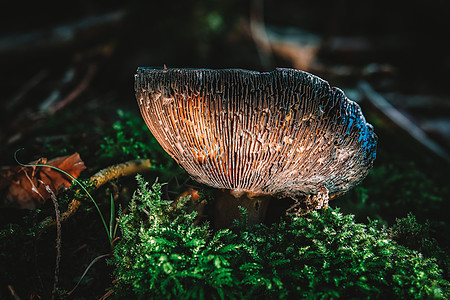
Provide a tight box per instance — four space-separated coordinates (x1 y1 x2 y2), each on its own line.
41 159 151 228
358 81 450 163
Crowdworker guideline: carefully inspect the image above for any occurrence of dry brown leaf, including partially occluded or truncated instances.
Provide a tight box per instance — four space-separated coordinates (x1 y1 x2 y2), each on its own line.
176 188 201 204
0 153 86 209
172 188 207 225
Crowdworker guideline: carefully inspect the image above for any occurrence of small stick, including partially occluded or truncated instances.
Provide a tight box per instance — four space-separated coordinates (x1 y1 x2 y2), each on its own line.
41 159 151 228
249 0 274 69
99 289 114 300
48 64 97 115
43 184 61 300
6 69 48 111
89 159 151 188
359 81 450 163
7 285 20 300
66 253 110 296
0 10 125 57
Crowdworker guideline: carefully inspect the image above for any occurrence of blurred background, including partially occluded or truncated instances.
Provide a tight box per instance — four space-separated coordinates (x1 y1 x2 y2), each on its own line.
0 1 449 297
1 0 449 161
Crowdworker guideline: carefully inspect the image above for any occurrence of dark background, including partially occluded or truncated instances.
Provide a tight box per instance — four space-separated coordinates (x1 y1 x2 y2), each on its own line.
1 0 450 159
0 0 449 298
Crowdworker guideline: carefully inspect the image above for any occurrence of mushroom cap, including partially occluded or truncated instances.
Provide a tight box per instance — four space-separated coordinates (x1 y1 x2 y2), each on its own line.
135 67 377 199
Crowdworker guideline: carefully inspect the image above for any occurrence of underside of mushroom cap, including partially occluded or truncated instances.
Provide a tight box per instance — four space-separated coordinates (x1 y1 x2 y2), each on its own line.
135 67 377 200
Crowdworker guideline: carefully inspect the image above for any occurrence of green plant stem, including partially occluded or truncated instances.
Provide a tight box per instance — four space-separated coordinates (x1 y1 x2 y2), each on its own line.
15 149 151 245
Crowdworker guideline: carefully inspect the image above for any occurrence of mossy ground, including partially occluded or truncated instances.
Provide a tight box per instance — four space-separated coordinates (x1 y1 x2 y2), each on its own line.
112 175 448 299
0 110 448 298
1 2 449 297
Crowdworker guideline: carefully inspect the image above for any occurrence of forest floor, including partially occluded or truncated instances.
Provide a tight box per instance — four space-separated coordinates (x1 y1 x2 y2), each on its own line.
0 1 449 298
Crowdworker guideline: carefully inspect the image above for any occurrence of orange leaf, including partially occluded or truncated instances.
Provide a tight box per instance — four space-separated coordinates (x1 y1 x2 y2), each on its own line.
0 153 86 209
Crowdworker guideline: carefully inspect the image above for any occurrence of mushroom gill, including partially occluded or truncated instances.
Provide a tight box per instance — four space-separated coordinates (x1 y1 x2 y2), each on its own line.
135 67 377 226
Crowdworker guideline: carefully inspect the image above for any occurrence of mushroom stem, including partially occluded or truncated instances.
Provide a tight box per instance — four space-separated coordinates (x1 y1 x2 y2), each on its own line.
212 189 272 229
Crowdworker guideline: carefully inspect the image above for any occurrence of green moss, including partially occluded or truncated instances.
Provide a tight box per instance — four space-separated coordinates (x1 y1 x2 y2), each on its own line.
2 108 448 298
97 110 166 162
0 210 41 290
112 176 449 299
340 161 446 222
390 213 449 279
97 110 186 183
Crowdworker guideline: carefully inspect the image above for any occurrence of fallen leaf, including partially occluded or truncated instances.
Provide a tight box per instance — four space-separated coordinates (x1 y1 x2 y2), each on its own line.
176 188 201 204
171 188 207 225
0 153 86 209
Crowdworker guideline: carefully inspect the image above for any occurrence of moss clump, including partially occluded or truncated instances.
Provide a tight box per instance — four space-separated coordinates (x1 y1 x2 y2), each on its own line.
390 213 449 279
340 161 447 223
111 175 449 299
97 110 162 162
97 110 186 184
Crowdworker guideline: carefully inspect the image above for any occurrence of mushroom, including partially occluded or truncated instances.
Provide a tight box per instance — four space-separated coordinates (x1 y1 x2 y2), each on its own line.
135 67 377 228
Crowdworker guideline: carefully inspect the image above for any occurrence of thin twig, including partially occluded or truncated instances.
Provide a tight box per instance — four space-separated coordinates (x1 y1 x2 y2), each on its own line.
99 289 115 300
249 0 273 69
0 10 125 57
7 285 20 300
358 81 450 163
43 184 61 300
6 69 48 111
40 159 152 228
48 64 97 115
90 159 151 188
66 253 110 296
